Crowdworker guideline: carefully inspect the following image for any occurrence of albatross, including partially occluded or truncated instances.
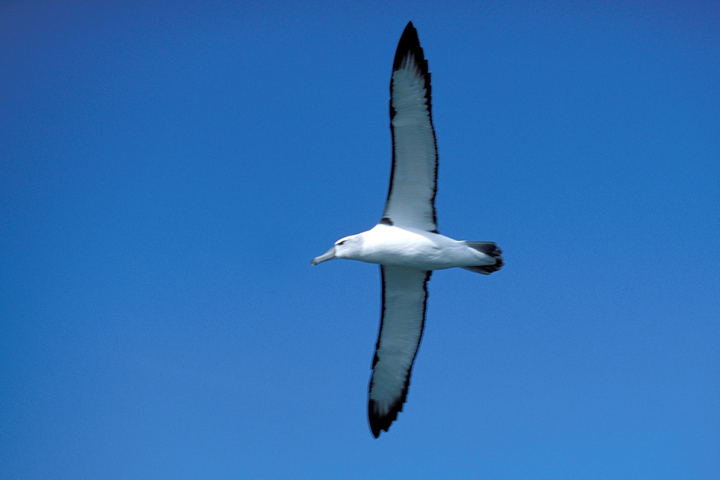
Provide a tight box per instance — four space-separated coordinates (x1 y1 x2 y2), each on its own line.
312 21 503 438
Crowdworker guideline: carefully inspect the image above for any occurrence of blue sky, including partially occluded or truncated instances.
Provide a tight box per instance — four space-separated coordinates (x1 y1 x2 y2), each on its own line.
1 1 719 478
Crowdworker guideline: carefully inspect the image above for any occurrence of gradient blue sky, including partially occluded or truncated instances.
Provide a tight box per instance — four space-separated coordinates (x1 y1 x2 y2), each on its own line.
2 1 719 478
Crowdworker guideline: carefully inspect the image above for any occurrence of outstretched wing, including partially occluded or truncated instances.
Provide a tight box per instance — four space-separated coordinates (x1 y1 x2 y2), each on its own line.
368 265 431 437
381 22 439 233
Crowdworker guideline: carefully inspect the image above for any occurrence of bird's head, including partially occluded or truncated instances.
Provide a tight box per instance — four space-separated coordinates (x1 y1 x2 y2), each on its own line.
311 234 364 266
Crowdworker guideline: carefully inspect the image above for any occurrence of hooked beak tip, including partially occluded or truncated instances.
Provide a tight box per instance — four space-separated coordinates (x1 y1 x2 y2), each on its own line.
311 247 336 266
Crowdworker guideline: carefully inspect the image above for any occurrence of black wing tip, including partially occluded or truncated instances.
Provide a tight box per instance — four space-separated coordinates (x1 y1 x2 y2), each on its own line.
402 21 417 39
368 398 404 438
393 21 428 75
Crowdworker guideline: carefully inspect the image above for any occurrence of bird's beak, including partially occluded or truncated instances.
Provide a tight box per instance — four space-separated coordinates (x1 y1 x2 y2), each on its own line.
311 246 336 266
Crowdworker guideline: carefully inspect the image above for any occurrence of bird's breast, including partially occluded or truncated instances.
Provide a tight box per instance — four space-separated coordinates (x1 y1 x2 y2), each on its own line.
354 226 473 270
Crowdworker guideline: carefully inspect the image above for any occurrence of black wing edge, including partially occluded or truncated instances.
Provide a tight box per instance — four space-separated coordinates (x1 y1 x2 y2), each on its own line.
368 266 432 438
383 21 439 231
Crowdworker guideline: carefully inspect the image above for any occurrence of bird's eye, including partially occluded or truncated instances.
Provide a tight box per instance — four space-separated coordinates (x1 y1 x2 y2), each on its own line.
337 240 345 245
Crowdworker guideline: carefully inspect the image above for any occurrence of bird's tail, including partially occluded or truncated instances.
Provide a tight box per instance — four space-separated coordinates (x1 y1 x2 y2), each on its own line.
462 242 503 275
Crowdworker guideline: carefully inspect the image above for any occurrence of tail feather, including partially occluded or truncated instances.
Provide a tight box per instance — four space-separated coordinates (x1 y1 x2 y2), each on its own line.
463 241 503 275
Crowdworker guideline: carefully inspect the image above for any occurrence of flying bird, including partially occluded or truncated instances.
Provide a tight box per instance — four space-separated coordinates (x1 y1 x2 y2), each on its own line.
312 21 503 438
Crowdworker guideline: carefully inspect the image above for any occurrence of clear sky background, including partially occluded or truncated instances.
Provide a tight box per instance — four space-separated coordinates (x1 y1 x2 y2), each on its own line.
1 1 719 478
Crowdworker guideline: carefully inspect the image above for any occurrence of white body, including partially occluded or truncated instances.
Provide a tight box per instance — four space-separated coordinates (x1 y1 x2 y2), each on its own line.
336 224 494 270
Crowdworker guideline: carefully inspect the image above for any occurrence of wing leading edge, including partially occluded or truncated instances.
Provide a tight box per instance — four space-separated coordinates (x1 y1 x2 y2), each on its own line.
368 265 431 437
381 22 438 233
